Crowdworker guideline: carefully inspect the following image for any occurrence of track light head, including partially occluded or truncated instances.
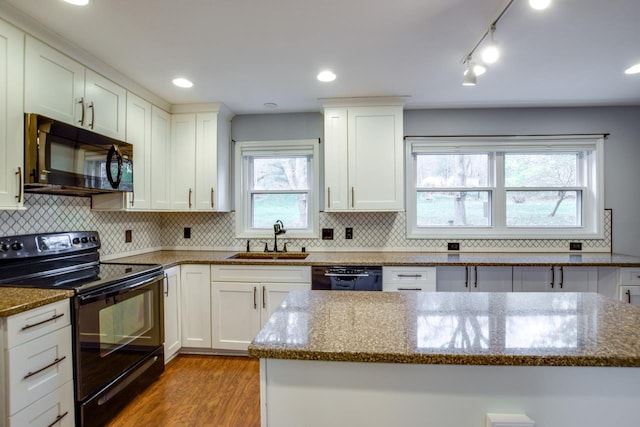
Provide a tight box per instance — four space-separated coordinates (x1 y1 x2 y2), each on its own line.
529 0 551 10
481 25 500 64
463 58 477 86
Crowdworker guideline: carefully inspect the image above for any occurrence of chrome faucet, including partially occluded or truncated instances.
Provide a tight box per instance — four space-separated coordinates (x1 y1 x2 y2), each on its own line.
273 220 286 252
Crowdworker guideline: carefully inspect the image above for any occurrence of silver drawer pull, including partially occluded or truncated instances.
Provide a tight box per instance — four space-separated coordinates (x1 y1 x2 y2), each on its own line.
21 313 65 331
24 356 67 380
47 411 69 427
397 287 422 291
397 274 422 278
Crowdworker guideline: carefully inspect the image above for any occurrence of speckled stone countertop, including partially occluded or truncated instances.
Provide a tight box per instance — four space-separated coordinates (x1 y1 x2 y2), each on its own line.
0 288 73 317
248 291 640 367
109 249 640 268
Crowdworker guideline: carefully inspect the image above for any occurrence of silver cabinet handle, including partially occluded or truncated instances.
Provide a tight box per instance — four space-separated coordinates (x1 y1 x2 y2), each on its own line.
397 287 422 291
78 97 86 126
351 187 355 208
21 313 65 331
551 266 555 289
397 274 422 278
24 356 66 380
327 187 331 208
627 290 632 304
211 188 215 208
262 286 266 309
15 167 23 203
164 273 169 296
188 188 192 208
253 287 257 309
46 411 69 427
88 101 95 129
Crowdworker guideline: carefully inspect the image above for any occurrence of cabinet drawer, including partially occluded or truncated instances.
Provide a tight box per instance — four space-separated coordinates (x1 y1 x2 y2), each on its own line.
382 267 436 291
6 325 73 415
6 299 71 348
619 268 640 285
211 265 311 283
9 380 74 427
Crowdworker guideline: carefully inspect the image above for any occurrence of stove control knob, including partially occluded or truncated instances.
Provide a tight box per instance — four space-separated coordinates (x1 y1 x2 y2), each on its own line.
0 242 8 252
11 241 23 251
81 236 89 244
72 237 80 245
90 236 98 242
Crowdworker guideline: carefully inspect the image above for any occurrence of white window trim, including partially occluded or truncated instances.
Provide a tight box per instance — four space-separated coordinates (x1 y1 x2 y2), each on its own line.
235 139 320 239
406 135 605 239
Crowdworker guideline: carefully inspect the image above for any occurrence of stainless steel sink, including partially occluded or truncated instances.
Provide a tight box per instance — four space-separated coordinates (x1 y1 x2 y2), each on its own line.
227 252 309 260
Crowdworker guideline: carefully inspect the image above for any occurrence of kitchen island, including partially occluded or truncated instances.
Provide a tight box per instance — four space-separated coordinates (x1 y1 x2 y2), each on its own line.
249 291 640 426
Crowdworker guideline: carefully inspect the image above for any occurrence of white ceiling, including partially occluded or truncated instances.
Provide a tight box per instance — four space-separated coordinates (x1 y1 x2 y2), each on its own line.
3 0 640 114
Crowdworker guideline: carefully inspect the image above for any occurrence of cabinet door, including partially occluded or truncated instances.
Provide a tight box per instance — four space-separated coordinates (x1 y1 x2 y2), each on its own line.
211 282 261 351
558 267 598 292
513 267 555 292
0 20 24 209
180 265 211 348
164 266 181 363
170 114 196 210
472 267 512 292
24 36 85 126
436 266 470 292
126 92 152 210
347 106 403 211
150 106 171 210
195 112 218 211
84 69 126 139
261 283 310 325
620 286 640 306
324 108 349 211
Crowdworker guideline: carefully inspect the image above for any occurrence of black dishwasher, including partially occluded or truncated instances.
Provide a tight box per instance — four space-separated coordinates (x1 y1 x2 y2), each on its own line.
311 266 382 291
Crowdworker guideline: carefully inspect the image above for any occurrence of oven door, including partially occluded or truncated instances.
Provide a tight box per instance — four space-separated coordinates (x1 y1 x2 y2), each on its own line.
74 273 164 401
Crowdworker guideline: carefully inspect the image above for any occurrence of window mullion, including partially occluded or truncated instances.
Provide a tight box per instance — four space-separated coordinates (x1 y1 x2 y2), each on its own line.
494 152 505 230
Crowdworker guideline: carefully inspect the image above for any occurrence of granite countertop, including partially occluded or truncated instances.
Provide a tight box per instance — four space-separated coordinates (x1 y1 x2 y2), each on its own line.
109 249 640 268
0 288 73 317
248 291 640 367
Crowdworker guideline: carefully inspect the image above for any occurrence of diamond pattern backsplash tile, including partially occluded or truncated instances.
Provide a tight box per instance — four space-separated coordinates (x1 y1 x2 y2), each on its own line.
0 194 611 256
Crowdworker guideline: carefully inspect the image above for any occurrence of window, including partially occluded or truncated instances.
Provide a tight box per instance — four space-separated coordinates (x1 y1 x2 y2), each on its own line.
406 136 604 238
235 139 319 238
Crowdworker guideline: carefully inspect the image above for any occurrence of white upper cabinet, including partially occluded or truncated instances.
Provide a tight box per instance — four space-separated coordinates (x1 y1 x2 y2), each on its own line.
150 106 171 210
25 36 126 140
324 104 404 211
0 19 24 210
125 92 152 210
170 105 233 211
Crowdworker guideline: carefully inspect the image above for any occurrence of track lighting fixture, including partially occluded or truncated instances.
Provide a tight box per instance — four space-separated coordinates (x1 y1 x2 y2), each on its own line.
462 57 477 86
481 25 500 64
529 0 551 10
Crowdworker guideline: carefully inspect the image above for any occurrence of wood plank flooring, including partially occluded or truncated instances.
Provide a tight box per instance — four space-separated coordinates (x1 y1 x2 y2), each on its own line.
106 355 260 427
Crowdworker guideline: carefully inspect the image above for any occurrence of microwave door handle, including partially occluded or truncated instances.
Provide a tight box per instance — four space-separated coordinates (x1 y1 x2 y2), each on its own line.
106 145 123 189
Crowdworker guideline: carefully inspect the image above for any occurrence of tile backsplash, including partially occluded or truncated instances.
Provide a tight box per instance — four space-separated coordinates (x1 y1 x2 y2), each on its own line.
0 194 612 258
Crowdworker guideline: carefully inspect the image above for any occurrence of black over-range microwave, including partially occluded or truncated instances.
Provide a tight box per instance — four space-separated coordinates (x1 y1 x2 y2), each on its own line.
24 113 133 196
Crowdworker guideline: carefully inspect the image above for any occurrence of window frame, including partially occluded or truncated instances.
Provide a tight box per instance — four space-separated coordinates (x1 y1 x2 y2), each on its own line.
406 136 605 239
235 139 320 239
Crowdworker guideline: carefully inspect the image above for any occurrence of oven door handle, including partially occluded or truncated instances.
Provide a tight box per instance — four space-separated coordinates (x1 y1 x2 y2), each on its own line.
78 273 164 303
324 273 369 277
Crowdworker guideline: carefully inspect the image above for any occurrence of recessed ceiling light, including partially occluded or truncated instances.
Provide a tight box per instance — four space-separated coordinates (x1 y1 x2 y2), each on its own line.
63 0 90 5
529 0 551 10
264 102 278 109
624 63 640 75
172 77 193 88
317 70 336 82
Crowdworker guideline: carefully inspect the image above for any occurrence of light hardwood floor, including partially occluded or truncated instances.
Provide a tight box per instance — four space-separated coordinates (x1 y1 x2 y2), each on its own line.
107 355 260 427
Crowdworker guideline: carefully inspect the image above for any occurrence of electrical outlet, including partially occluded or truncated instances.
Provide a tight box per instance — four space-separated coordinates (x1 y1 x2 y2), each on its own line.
448 242 460 251
125 230 132 243
570 242 582 251
345 227 353 239
184 227 191 239
322 228 334 240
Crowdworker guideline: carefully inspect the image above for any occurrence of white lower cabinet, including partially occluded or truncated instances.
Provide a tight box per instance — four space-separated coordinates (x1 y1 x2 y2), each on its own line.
618 268 640 306
1 299 74 426
513 266 598 293
211 265 311 352
436 266 512 292
382 266 436 292
163 266 181 363
180 264 211 349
